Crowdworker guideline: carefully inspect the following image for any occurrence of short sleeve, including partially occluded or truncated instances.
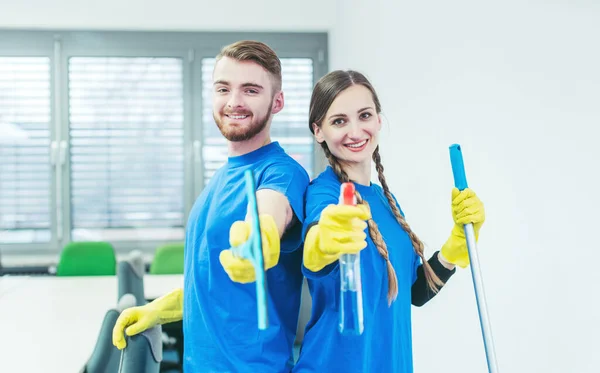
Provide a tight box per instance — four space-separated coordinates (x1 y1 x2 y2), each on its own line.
257 160 309 222
301 179 341 280
412 251 422 284
257 160 310 252
302 182 339 237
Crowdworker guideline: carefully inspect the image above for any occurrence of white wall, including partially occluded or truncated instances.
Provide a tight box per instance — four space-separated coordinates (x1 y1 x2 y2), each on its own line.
331 1 599 372
0 0 333 31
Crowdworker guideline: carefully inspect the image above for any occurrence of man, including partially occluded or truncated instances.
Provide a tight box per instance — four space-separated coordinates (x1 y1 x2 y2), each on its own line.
112 40 310 373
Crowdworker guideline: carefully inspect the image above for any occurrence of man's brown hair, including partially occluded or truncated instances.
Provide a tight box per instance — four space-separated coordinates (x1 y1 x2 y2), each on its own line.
216 40 282 92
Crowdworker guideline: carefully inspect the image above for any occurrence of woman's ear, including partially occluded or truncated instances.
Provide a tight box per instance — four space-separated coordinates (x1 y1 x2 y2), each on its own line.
377 114 383 131
313 123 325 143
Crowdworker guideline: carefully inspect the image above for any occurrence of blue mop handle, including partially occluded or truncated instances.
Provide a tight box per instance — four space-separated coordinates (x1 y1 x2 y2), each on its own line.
449 144 499 373
449 144 469 190
243 169 269 330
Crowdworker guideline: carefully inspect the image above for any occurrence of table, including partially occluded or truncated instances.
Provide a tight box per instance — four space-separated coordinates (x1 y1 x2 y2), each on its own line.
0 275 30 298
0 274 183 373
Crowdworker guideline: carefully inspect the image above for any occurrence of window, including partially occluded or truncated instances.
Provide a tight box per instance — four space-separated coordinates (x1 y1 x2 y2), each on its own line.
0 57 52 244
201 57 314 186
0 31 327 253
68 57 185 241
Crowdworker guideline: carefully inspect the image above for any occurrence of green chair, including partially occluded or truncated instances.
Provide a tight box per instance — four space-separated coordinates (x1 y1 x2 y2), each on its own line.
56 241 117 276
149 243 184 275
149 242 185 371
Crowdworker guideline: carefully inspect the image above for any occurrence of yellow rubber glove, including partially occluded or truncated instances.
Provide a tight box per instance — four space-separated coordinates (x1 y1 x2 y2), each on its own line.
304 204 371 272
218 214 280 284
441 188 486 268
112 288 183 350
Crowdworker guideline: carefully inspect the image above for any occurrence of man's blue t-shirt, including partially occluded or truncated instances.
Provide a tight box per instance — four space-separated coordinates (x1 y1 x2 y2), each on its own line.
183 142 310 373
293 166 421 373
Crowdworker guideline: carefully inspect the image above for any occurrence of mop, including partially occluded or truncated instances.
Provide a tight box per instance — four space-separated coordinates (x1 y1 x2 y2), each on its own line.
449 144 499 373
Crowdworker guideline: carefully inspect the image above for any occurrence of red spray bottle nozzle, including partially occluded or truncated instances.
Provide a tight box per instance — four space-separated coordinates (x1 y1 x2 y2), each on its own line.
340 182 356 206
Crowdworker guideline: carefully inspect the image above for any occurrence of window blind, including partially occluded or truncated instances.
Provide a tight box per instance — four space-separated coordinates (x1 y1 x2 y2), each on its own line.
0 57 52 244
68 57 185 241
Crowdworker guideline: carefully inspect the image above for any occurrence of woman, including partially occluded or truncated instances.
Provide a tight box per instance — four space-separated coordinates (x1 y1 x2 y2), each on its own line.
293 70 485 372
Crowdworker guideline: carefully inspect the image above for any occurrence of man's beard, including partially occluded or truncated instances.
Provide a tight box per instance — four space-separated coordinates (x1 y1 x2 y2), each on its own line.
213 104 273 142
